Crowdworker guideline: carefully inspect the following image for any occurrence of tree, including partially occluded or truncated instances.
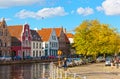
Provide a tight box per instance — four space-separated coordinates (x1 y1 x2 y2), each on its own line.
73 20 120 58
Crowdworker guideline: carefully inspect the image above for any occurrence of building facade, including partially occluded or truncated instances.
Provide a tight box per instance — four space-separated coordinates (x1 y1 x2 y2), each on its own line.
38 28 59 56
55 28 70 56
0 18 11 56
8 24 31 58
66 33 75 55
31 30 43 57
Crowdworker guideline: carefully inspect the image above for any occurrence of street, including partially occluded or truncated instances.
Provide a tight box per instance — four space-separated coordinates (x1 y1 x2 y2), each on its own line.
67 63 120 79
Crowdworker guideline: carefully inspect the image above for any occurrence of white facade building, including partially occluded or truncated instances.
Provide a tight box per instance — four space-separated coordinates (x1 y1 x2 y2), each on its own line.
31 30 44 57
38 28 59 56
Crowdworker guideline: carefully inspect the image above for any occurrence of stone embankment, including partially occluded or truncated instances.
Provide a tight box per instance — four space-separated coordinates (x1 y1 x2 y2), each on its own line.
0 59 59 65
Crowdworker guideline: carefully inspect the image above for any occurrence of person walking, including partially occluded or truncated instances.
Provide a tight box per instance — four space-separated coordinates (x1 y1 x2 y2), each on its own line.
111 58 114 69
115 57 119 69
63 57 67 71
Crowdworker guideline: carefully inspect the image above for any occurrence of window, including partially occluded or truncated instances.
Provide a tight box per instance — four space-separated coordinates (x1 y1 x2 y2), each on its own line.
52 36 56 40
39 51 41 56
5 43 7 47
5 29 7 36
36 43 38 49
3 24 5 28
0 40 2 46
45 43 48 48
26 30 28 37
36 50 38 57
0 30 3 36
39 43 41 49
33 51 35 57
33 42 35 49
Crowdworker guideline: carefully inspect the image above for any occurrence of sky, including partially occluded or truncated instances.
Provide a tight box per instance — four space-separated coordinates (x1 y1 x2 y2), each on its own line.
0 0 120 32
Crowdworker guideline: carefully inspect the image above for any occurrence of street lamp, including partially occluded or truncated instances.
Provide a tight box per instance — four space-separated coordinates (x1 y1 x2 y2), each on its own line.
57 50 62 67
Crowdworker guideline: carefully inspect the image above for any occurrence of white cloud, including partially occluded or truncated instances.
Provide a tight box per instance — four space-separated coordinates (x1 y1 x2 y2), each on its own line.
96 6 104 11
0 0 44 8
34 28 38 30
77 7 94 16
96 0 120 15
15 7 67 19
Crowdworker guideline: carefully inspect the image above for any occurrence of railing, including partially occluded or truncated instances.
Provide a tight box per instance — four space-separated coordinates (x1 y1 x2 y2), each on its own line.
48 62 86 79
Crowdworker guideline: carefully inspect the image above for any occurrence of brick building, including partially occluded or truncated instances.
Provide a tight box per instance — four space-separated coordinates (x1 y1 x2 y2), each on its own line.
0 18 11 56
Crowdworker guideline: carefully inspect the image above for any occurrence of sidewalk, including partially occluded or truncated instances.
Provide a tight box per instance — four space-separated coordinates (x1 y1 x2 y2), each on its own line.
67 63 120 79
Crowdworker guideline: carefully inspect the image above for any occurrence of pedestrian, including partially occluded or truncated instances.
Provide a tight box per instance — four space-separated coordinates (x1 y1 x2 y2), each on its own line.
111 58 114 69
115 57 119 69
63 57 67 71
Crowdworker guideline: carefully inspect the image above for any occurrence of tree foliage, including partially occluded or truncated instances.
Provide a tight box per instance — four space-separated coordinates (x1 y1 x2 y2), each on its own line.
73 20 120 57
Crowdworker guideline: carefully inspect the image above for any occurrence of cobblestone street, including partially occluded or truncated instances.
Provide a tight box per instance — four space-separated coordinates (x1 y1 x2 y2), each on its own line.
67 63 120 79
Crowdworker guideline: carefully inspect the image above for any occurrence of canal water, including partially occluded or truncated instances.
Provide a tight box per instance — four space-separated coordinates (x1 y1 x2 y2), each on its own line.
0 63 51 79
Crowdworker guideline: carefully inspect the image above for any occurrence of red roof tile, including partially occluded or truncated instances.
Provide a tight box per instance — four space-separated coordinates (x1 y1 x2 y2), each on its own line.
8 25 23 40
54 28 62 37
66 33 74 38
37 28 52 42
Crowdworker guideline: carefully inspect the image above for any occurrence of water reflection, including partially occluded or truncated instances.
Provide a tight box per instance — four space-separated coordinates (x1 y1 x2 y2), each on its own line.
0 63 50 79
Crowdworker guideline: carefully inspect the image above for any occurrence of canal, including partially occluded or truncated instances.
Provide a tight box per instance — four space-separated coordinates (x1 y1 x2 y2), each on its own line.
0 63 51 79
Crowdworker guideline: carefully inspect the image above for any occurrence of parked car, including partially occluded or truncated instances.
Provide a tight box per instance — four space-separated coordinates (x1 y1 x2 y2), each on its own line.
66 58 74 67
73 58 83 65
24 56 33 59
87 56 96 63
96 56 105 62
105 56 113 66
13 56 21 60
0 56 5 61
0 56 11 61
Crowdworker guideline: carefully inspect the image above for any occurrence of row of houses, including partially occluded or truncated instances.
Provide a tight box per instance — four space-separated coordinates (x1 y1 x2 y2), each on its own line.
0 18 74 59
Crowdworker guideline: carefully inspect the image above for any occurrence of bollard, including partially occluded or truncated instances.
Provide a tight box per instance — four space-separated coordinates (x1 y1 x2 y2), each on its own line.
83 76 87 79
60 69 62 79
64 70 67 79
56 66 59 78
74 73 76 79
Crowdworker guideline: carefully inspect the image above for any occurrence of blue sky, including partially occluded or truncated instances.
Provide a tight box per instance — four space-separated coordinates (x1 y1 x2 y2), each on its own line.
0 0 120 32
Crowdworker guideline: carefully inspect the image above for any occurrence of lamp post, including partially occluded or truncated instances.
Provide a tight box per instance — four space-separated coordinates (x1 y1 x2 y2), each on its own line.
57 50 62 67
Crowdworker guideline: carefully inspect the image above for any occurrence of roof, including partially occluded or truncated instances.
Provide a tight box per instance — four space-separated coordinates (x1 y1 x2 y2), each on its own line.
64 33 70 43
8 25 23 40
37 28 53 42
31 30 42 41
66 33 74 38
54 28 62 37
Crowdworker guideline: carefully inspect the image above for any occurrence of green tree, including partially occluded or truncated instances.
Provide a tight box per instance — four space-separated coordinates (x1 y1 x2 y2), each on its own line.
73 20 120 58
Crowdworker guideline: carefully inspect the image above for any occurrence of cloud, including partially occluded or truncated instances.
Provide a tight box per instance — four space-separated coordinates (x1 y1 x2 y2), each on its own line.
77 7 94 16
15 7 67 19
96 0 120 15
0 0 44 8
96 6 104 11
34 28 38 30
